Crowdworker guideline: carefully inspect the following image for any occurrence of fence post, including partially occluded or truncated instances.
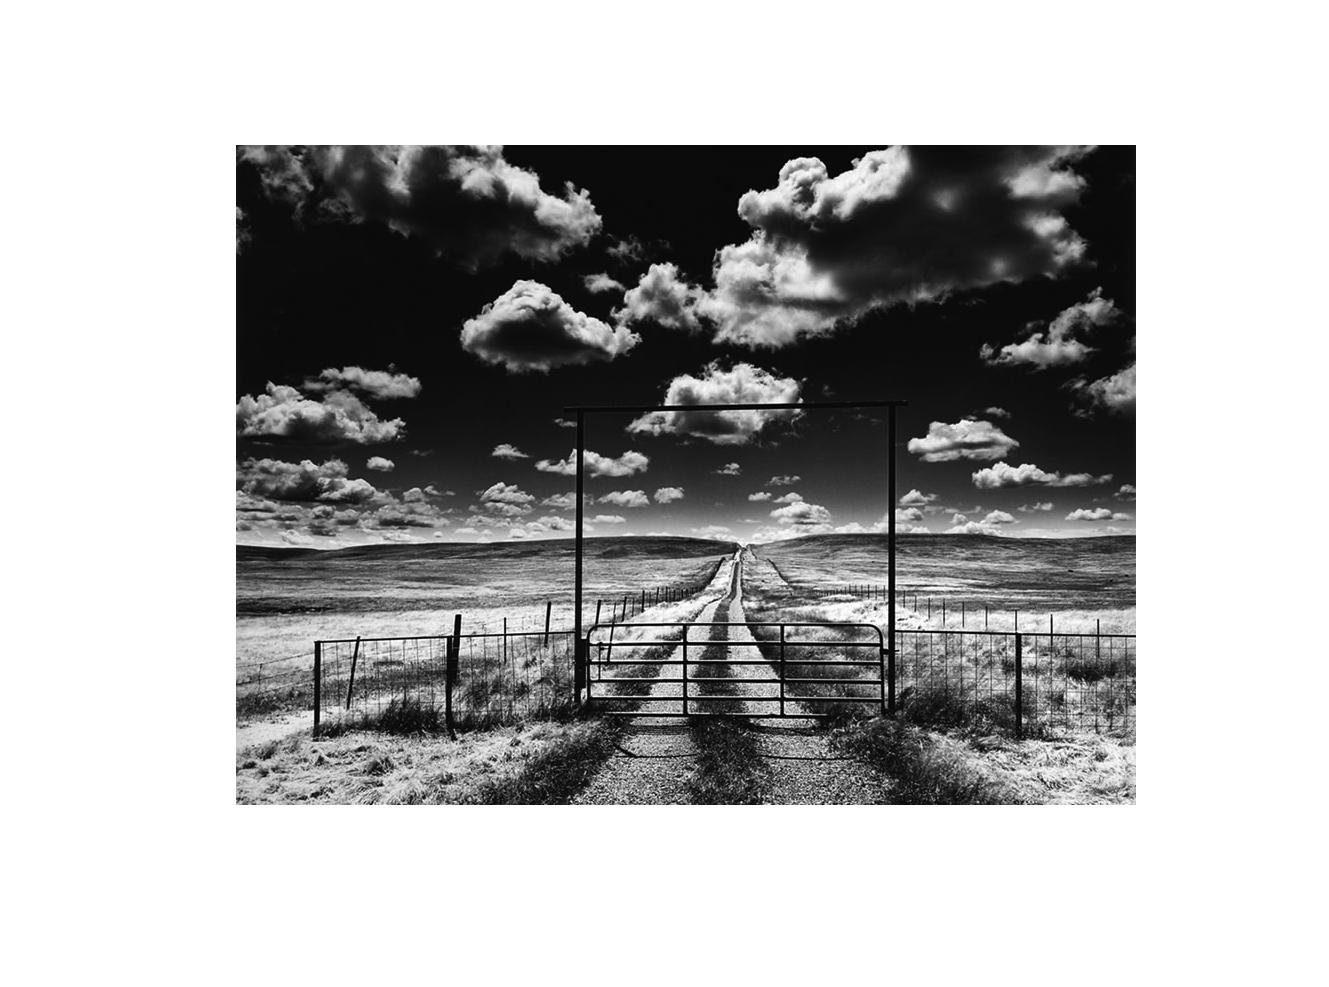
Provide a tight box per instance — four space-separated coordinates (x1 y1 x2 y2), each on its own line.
942 599 946 626
1014 632 1024 740
313 641 322 738
344 635 361 709
961 601 966 628
544 600 552 646
681 625 689 716
779 624 786 717
446 613 460 739
594 600 602 629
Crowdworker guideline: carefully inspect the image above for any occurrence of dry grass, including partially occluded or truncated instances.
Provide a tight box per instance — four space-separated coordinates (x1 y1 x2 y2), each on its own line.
236 717 619 804
685 717 772 804
832 718 1012 804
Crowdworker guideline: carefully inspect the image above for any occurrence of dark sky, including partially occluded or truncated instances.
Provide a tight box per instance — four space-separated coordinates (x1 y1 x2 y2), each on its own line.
236 145 1135 548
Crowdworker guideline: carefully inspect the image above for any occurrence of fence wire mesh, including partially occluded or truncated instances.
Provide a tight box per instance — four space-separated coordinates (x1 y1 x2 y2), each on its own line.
314 631 577 730
894 630 1135 735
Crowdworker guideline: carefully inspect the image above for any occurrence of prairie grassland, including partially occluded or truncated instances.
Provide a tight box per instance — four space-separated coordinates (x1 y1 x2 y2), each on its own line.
746 544 1135 804
237 537 733 667
236 713 619 805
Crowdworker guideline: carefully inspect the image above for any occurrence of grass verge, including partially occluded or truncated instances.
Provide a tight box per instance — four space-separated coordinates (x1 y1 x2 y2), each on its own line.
831 717 1013 804
685 716 772 804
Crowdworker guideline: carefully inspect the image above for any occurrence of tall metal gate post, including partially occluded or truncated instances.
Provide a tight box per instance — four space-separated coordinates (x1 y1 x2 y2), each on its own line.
573 410 585 708
313 641 321 738
887 403 897 717
344 635 361 710
779 624 786 717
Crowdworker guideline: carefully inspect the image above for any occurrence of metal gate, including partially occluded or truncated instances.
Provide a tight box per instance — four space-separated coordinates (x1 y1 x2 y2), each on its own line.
584 620 889 719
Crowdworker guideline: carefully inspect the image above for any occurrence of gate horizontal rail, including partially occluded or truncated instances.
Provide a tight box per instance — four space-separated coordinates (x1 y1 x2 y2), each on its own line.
584 619 887 719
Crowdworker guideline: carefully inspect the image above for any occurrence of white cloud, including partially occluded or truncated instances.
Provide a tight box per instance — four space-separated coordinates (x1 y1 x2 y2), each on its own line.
1069 363 1136 417
770 499 832 528
980 288 1120 369
598 490 650 508
895 507 924 523
773 492 803 504
236 383 405 444
591 514 626 525
628 362 802 446
715 462 742 476
478 482 535 517
1066 507 1132 521
973 461 1113 490
541 492 577 509
694 524 733 539
1019 501 1054 513
614 262 706 333
303 366 422 399
583 272 625 294
491 443 529 461
748 491 772 502
237 458 379 505
461 281 640 373
908 419 1019 462
366 456 394 472
768 474 801 487
1115 484 1137 502
653 487 685 504
692 146 1092 348
983 406 1010 419
240 145 601 269
535 449 650 478
898 488 937 507
982 510 1016 525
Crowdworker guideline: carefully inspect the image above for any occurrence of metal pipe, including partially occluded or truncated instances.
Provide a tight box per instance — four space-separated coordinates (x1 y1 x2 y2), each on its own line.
887 403 896 716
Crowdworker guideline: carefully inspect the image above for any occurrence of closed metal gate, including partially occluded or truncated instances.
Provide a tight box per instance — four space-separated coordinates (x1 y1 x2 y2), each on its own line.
584 621 888 719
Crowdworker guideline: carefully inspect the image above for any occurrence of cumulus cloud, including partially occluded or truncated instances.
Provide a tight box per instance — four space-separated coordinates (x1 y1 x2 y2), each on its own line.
694 524 733 539
553 417 577 429
980 288 1121 369
236 383 405 444
944 520 1009 535
480 481 535 506
461 280 640 373
982 510 1016 525
598 490 650 508
1019 501 1054 513
899 488 937 507
239 145 602 269
366 456 394 472
654 487 685 504
768 474 801 487
614 262 707 333
628 362 802 446
583 272 625 294
492 443 529 461
773 492 803 504
895 507 925 523
689 146 1092 348
1115 484 1137 502
983 406 1010 419
972 461 1113 489
535 449 650 478
715 462 742 476
1067 507 1109 521
541 492 577 509
908 419 1019 462
237 458 379 504
770 499 832 528
1069 363 1136 417
748 491 772 502
591 514 627 525
303 366 422 399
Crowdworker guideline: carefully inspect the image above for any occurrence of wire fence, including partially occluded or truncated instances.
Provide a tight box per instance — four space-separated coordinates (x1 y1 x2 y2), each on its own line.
894 629 1135 735
314 629 578 733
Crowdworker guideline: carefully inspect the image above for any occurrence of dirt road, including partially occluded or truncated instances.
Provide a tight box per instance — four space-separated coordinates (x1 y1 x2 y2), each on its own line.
574 551 892 804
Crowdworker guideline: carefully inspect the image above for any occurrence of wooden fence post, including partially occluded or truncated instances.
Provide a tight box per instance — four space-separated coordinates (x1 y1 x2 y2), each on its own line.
544 600 552 646
313 641 321 738
445 613 460 740
344 635 361 709
1014 632 1023 740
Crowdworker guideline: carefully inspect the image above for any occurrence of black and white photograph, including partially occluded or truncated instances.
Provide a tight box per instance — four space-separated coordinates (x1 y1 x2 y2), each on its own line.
235 145 1136 805
11 8 1329 986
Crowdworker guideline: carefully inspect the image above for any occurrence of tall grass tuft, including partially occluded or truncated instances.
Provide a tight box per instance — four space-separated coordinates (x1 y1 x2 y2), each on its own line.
832 718 1012 804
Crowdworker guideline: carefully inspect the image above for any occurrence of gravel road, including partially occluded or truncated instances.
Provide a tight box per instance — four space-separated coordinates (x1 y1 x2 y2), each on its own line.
574 552 892 804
